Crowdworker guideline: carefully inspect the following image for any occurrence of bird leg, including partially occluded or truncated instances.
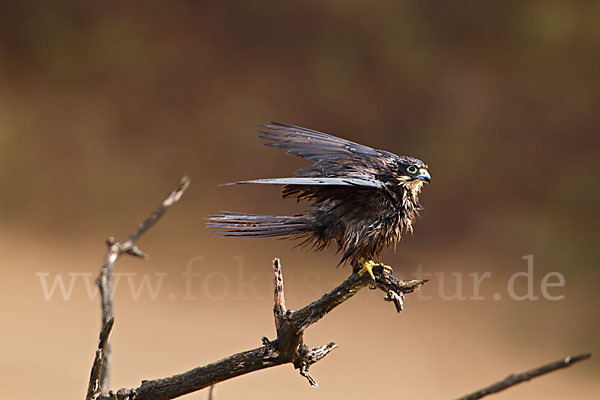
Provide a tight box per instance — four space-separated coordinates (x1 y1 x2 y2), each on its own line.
357 258 393 280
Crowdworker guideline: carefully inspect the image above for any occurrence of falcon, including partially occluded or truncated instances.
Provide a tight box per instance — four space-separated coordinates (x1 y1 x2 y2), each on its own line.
208 122 431 279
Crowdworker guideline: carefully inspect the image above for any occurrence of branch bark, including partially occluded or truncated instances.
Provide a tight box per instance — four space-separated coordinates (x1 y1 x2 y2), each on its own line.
455 353 592 400
87 175 190 399
86 318 114 400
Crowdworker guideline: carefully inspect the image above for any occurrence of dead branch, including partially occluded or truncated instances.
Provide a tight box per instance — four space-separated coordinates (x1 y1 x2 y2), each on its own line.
86 318 115 400
94 260 425 400
87 175 190 399
86 174 424 400
456 353 592 400
85 174 589 400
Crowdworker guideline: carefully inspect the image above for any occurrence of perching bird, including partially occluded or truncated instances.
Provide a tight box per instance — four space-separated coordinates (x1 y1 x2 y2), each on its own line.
208 122 431 279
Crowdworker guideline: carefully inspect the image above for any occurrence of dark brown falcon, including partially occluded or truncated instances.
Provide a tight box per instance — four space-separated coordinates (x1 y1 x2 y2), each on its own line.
208 122 431 279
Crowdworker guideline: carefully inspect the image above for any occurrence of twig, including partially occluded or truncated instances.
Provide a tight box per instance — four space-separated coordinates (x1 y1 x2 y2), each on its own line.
96 260 426 400
272 258 286 330
86 318 115 400
207 385 215 400
291 264 426 334
456 353 592 400
92 175 190 396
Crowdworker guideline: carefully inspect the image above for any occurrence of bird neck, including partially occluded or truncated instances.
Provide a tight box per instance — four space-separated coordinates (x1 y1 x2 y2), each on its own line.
398 181 424 234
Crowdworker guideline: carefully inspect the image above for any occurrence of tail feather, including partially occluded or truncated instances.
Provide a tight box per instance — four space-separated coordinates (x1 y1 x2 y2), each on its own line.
207 212 310 238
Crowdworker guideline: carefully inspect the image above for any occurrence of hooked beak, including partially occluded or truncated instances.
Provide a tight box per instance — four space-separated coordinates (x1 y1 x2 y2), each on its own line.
416 168 431 183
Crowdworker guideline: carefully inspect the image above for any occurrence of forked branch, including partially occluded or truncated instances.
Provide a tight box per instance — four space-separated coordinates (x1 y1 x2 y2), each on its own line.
87 175 190 400
85 175 590 400
99 260 426 400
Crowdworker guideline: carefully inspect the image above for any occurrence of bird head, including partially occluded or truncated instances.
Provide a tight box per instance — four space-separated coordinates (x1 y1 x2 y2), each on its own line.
391 157 430 201
395 157 430 182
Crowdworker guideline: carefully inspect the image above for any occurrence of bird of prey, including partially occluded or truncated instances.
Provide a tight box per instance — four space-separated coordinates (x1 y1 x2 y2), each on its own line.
208 122 431 279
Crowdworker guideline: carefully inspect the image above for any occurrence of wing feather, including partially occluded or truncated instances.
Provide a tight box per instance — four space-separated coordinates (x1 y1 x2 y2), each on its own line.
257 122 382 162
222 176 384 189
257 122 399 181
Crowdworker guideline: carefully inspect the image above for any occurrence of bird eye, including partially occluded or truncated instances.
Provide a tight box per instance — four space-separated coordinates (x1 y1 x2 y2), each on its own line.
407 166 418 174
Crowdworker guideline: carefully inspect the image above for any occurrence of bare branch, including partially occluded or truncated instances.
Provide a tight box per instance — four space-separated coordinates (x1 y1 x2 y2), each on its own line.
295 342 338 387
96 260 426 400
456 353 592 400
84 178 590 400
272 258 286 330
86 318 115 400
83 174 428 400
94 175 190 394
291 264 426 333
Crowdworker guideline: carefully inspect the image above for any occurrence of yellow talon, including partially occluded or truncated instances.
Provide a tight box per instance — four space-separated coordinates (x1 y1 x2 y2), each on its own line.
358 258 377 280
357 258 393 280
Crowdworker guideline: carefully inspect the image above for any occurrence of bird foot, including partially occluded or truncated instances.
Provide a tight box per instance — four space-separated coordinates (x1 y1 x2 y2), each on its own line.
357 258 393 280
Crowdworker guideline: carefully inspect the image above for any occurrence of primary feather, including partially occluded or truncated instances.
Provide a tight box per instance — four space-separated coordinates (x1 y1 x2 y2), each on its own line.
224 176 384 189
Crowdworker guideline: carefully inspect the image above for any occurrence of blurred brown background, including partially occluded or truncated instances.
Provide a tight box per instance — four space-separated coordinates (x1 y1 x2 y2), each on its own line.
0 1 598 399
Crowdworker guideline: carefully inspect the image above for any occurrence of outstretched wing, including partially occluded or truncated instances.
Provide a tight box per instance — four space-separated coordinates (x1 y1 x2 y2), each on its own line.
257 122 398 179
223 122 403 204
